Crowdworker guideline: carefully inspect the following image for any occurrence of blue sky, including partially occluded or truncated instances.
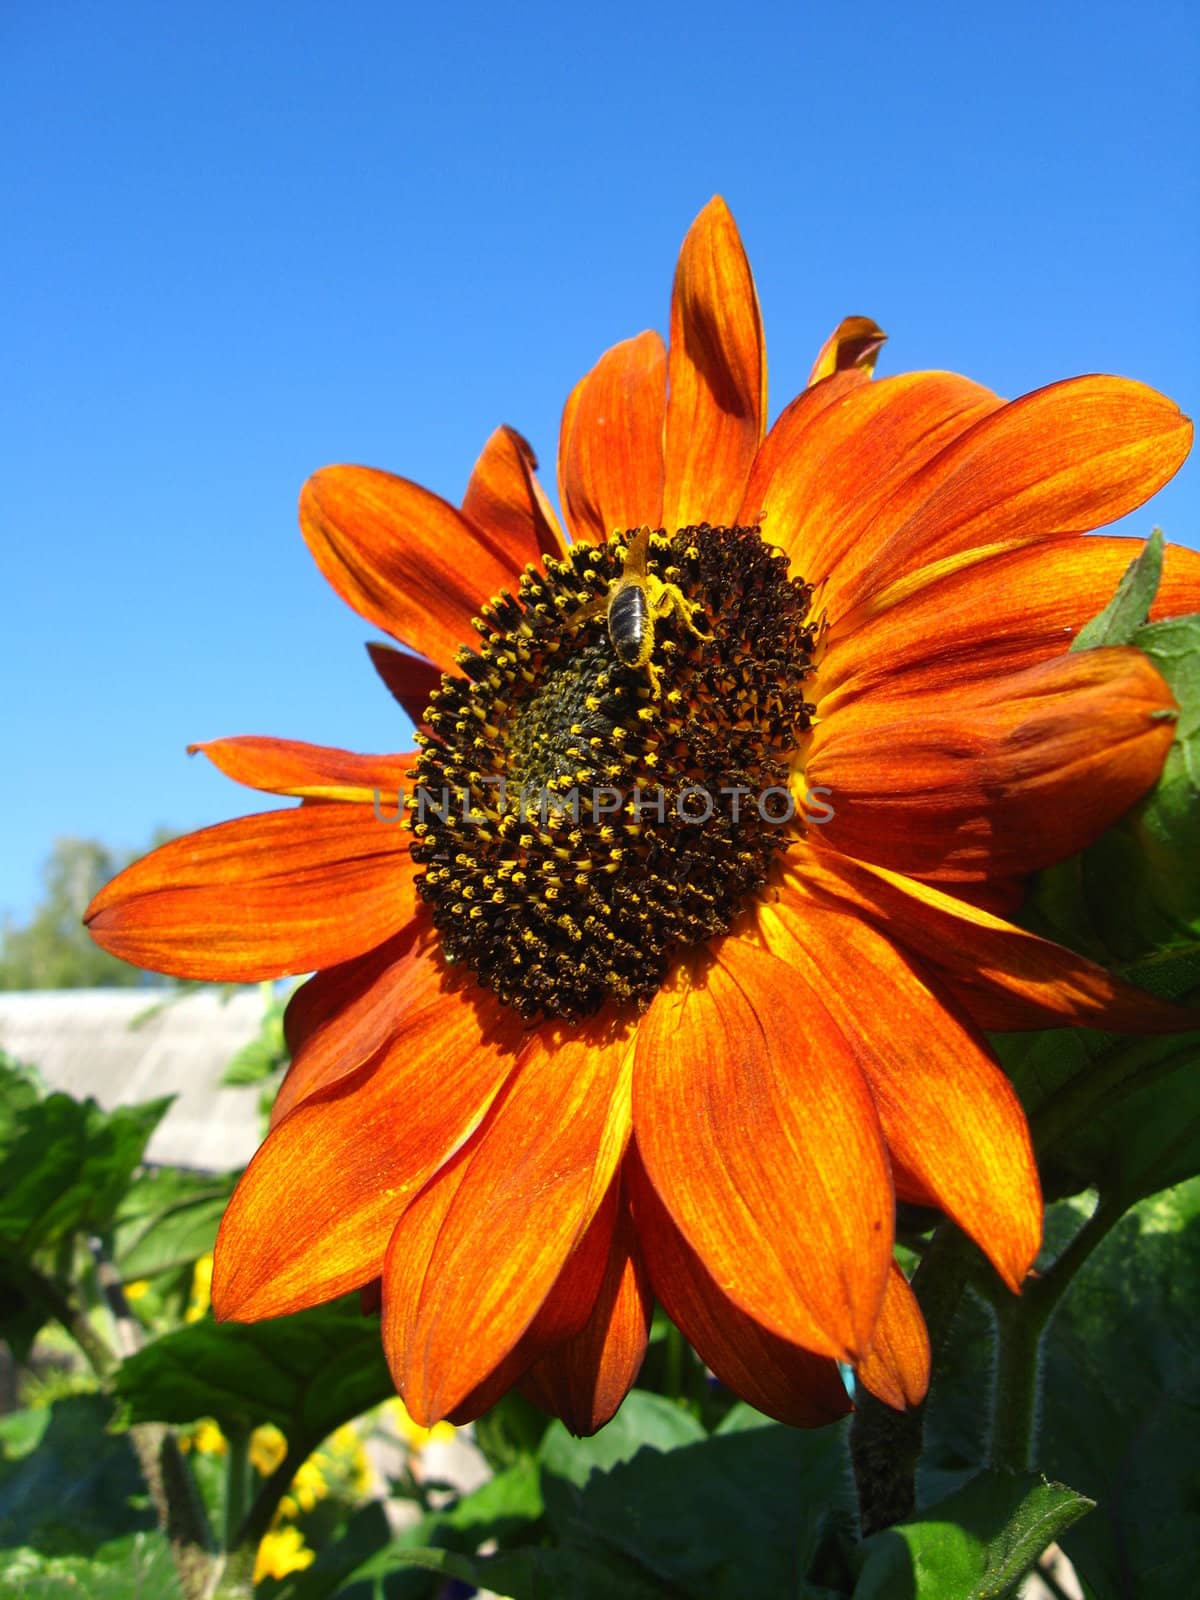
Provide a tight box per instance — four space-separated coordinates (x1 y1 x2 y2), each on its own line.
3 0 1197 921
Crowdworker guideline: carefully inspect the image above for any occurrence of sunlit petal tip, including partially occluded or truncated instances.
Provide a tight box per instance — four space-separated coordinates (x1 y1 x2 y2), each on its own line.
463 423 567 564
806 316 888 387
84 805 419 981
187 734 416 804
299 463 520 673
558 330 667 544
855 1266 931 1410
663 196 766 528
633 940 893 1364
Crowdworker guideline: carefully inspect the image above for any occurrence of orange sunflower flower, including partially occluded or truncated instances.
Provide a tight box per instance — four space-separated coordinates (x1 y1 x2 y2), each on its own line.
87 197 1198 1436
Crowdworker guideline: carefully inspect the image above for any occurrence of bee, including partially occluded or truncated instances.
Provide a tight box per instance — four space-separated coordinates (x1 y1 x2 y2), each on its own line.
571 527 712 697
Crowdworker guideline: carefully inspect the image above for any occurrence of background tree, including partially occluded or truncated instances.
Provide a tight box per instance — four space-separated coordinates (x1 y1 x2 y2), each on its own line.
0 835 173 990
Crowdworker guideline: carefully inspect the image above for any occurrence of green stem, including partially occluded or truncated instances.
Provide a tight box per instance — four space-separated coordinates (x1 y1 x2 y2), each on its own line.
989 1196 1121 1473
851 1225 979 1535
235 1437 310 1552
664 1319 685 1402
222 1430 252 1552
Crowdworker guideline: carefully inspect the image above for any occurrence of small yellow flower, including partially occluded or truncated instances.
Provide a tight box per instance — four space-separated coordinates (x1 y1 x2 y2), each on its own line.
179 1419 227 1457
124 1279 150 1302
254 1524 315 1583
287 1457 328 1515
249 1423 288 1478
186 1253 214 1323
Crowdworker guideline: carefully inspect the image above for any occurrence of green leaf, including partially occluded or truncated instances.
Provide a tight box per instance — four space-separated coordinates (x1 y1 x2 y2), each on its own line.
113 1295 394 1447
541 1398 854 1599
0 1065 170 1259
0 1394 156 1558
0 1532 183 1599
471 1388 553 1472
996 1016 1200 1206
1039 1180 1200 1600
1071 529 1163 650
854 1470 1092 1600
111 1166 239 1282
538 1388 705 1488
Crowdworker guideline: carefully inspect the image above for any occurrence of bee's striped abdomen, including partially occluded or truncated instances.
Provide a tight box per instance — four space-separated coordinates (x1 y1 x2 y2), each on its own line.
608 583 649 665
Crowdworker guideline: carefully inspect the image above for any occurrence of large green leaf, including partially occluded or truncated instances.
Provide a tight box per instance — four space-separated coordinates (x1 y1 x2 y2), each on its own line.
1038 1180 1200 1599
0 1064 170 1258
111 1166 239 1282
539 1396 854 1599
0 1394 155 1558
113 1296 394 1446
853 1471 1092 1600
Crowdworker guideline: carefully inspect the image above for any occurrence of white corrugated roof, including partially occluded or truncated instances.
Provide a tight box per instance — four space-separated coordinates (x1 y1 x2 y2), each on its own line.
0 988 266 1171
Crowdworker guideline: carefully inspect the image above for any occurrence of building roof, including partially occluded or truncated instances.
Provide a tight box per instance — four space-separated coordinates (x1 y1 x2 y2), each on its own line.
0 987 266 1171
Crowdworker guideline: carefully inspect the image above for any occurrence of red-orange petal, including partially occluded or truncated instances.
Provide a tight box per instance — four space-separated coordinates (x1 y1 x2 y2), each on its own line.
820 534 1200 712
627 1151 851 1427
855 1266 931 1410
85 805 418 981
761 893 1041 1293
462 424 567 565
365 643 444 726
745 372 1001 603
806 316 888 387
274 916 440 1127
632 938 893 1363
443 1181 624 1427
212 971 526 1321
299 465 517 673
558 331 667 544
806 646 1178 883
663 197 765 530
189 736 415 803
520 1188 652 1436
825 375 1192 623
784 846 1195 1034
384 1018 636 1422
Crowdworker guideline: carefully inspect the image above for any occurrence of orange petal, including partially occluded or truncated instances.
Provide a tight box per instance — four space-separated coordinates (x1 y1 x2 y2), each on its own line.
212 972 525 1321
826 375 1192 623
520 1188 652 1436
821 534 1200 711
806 646 1178 883
855 1265 930 1410
462 424 567 564
632 938 892 1363
300 465 518 673
365 643 444 726
383 1018 636 1422
663 197 765 530
189 736 416 803
274 917 440 1127
784 846 1195 1033
558 332 667 544
760 893 1041 1293
806 316 887 386
443 1181 624 1427
85 804 418 981
628 1151 851 1427
744 372 1001 600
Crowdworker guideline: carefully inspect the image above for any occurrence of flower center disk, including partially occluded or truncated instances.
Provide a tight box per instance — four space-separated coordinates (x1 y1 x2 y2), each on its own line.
411 525 818 1020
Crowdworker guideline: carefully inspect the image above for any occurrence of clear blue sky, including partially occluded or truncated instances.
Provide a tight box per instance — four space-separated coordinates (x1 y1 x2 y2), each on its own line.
3 0 1197 921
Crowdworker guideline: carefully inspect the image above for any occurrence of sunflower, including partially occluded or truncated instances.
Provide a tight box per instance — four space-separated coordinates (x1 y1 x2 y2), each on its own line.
87 197 1198 1436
